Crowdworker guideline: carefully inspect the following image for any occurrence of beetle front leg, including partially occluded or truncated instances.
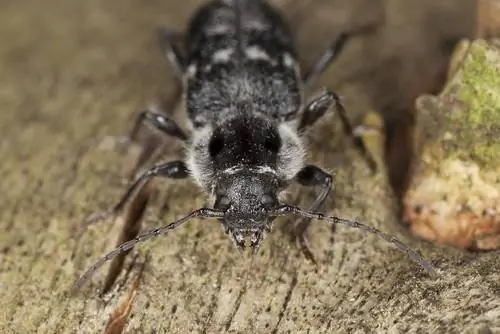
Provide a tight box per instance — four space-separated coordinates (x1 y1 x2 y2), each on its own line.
126 101 187 179
293 165 333 264
82 160 190 230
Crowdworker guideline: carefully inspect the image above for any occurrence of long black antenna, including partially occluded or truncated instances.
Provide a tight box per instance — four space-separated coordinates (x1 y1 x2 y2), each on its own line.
72 208 225 293
273 205 438 277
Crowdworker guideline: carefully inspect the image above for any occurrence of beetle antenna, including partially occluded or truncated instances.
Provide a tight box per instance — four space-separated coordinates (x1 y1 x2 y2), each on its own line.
72 208 225 293
272 205 438 277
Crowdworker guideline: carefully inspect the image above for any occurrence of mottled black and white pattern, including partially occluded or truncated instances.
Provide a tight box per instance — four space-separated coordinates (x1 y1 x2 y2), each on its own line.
184 0 302 125
183 0 306 192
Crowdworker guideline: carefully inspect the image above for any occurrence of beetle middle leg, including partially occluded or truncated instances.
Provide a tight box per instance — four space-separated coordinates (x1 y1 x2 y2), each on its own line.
129 108 188 143
299 91 377 172
122 28 186 176
293 165 333 264
125 100 188 179
83 160 189 229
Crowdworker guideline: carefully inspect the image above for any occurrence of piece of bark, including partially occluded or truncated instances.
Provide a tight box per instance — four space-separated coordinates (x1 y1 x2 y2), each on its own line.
104 255 147 334
403 39 500 250
100 179 153 295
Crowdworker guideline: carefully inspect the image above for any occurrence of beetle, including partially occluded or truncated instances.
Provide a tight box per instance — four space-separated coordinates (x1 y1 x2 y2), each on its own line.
73 0 436 291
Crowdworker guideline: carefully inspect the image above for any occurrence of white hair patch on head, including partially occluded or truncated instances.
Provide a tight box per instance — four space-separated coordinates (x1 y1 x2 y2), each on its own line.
254 165 278 176
221 165 278 176
222 166 244 175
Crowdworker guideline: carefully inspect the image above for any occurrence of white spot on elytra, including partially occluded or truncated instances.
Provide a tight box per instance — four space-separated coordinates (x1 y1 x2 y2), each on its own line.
206 24 232 36
245 46 271 61
186 64 197 78
244 20 269 31
283 52 295 68
212 48 234 63
283 52 301 79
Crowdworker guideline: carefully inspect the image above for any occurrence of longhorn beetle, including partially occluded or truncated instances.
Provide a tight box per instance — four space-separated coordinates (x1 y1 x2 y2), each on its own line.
73 0 436 291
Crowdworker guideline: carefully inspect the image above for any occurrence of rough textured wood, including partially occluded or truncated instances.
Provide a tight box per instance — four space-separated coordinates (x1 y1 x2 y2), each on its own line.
1 0 498 333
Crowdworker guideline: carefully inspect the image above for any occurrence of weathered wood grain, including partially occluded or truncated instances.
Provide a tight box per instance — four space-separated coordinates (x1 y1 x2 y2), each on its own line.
0 0 497 333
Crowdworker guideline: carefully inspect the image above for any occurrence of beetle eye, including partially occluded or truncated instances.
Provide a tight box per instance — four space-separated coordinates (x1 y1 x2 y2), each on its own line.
261 194 276 208
217 196 231 210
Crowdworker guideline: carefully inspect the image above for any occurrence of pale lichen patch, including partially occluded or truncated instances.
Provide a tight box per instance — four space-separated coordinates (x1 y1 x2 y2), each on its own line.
405 39 500 250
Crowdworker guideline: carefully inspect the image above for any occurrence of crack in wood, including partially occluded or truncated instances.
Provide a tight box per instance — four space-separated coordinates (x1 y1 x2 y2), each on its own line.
271 274 298 334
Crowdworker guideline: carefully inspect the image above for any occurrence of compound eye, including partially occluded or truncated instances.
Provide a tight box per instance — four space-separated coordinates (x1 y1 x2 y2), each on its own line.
217 196 231 210
261 194 277 208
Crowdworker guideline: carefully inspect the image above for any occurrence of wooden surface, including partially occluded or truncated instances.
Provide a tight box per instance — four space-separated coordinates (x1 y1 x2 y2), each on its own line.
1 0 498 333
